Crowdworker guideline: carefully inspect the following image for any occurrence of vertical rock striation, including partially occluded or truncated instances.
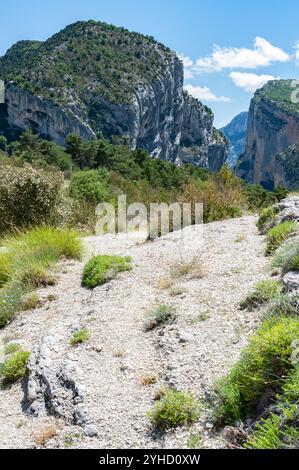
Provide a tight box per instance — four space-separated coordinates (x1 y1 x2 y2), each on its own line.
237 80 299 190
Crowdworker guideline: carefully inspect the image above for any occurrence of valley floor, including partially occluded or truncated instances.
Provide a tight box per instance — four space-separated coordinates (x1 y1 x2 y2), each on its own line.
0 216 268 449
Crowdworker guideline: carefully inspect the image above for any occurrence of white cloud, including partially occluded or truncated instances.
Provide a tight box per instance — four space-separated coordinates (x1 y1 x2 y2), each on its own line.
191 38 290 73
184 84 231 102
229 72 279 92
178 53 194 79
295 41 299 64
178 53 193 68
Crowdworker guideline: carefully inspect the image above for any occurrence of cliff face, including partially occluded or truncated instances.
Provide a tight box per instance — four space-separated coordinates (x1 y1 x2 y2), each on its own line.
221 112 248 168
237 80 299 190
178 92 228 170
0 21 227 170
4 83 95 145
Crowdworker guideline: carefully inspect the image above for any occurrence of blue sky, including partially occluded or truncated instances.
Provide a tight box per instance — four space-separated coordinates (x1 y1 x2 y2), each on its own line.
1 0 299 127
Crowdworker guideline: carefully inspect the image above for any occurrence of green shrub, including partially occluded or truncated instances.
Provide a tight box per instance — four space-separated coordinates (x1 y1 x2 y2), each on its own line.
144 305 176 331
245 412 299 450
246 185 287 211
70 328 90 346
257 207 278 233
148 390 201 429
69 169 109 205
181 166 246 223
21 293 41 311
272 237 299 273
4 343 21 355
0 164 63 232
214 317 299 425
246 367 299 449
240 280 283 311
266 222 297 255
0 282 23 328
267 295 299 319
1 351 30 383
0 227 82 327
82 255 132 289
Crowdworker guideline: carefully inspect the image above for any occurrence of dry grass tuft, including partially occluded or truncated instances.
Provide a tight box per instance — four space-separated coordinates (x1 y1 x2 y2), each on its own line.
170 258 204 281
33 424 60 447
140 373 158 386
158 277 174 290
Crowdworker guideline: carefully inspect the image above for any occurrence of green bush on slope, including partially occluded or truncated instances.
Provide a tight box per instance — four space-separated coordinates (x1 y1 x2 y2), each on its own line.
240 279 283 311
214 317 299 425
148 390 201 429
82 255 132 289
0 164 63 233
266 222 297 255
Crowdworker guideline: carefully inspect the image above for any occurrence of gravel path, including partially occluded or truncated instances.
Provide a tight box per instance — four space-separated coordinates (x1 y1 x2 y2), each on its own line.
0 216 268 449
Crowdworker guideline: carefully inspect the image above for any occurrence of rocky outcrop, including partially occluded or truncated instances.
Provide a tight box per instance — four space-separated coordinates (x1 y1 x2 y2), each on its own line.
27 330 96 435
4 83 95 145
221 112 248 168
237 80 299 190
0 21 227 170
178 92 228 170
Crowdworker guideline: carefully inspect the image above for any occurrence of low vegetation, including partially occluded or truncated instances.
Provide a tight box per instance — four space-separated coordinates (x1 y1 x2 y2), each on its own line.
214 317 299 426
4 343 21 355
144 305 176 331
266 222 297 255
148 389 201 429
240 279 283 311
272 236 299 273
0 350 30 383
0 227 82 327
140 373 158 386
82 255 132 289
170 258 203 280
266 294 299 320
257 206 278 233
70 328 90 346
0 163 63 233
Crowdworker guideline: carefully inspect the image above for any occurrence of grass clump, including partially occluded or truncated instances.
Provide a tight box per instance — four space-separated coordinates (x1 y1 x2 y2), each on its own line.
148 389 201 429
4 343 21 355
140 373 158 386
245 365 299 449
21 293 41 311
257 206 278 233
144 305 176 331
240 279 283 311
0 227 82 327
272 236 299 273
70 328 90 346
267 295 299 319
266 222 297 255
0 351 30 383
82 255 132 289
214 317 299 425
170 259 203 280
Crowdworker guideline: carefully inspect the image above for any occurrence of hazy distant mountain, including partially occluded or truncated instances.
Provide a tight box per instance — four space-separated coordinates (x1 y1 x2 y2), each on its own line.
221 112 248 168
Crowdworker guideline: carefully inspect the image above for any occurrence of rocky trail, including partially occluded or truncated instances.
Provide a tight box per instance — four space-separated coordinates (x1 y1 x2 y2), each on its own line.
0 216 269 449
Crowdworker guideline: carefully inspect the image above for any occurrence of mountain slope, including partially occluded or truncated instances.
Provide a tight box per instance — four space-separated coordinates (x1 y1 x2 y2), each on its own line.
221 112 248 168
237 80 299 189
0 20 227 170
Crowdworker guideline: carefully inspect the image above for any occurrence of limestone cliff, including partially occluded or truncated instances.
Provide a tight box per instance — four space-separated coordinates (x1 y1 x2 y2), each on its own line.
178 92 228 171
237 80 299 190
0 20 227 170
